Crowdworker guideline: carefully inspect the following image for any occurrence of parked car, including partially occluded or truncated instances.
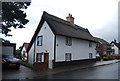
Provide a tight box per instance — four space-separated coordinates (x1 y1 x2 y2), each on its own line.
2 54 21 70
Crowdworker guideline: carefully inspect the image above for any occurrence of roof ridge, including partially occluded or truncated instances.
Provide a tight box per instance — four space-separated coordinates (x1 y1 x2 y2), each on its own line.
94 37 109 44
43 11 88 32
27 11 98 53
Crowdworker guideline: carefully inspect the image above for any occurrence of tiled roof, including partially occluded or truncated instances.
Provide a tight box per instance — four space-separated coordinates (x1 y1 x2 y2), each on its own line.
22 43 29 50
94 37 109 44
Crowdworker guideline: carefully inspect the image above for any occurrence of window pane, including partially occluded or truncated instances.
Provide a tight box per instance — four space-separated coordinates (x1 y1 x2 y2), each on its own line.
66 37 72 46
65 53 71 61
89 41 92 47
23 51 25 54
36 53 43 62
89 53 93 59
37 36 43 46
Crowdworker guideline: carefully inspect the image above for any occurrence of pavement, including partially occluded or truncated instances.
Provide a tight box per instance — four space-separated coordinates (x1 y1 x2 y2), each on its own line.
26 59 120 79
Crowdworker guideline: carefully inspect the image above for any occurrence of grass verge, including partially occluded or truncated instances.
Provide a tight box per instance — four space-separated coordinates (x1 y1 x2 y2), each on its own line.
20 61 33 69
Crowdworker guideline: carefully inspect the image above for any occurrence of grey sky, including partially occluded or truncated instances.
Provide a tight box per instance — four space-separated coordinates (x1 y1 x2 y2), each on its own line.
1 0 119 49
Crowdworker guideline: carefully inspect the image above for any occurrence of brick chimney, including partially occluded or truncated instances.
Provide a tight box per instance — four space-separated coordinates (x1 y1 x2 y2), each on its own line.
114 39 116 43
66 13 74 24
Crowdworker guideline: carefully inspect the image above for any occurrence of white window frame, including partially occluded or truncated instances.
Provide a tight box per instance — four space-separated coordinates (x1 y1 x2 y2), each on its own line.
65 53 72 61
36 53 43 62
89 41 92 47
37 36 43 46
66 37 72 46
89 53 93 59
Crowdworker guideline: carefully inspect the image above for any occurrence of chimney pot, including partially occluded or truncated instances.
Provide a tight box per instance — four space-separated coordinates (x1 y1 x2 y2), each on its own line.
114 39 116 43
66 13 74 24
69 13 71 16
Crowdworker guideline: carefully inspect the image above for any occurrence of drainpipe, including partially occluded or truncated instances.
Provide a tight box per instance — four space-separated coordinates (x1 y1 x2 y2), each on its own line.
33 40 36 63
53 35 56 68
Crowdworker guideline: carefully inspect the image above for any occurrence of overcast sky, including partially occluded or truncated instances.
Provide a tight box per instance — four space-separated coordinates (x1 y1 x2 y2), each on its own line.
1 0 119 49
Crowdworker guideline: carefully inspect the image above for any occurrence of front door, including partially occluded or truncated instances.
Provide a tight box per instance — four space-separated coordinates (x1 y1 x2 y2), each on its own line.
44 53 49 69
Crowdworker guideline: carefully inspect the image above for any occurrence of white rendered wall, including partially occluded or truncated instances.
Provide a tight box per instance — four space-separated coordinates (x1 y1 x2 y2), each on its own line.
21 47 26 56
56 35 96 62
114 46 118 54
21 47 27 60
34 21 55 69
112 44 118 54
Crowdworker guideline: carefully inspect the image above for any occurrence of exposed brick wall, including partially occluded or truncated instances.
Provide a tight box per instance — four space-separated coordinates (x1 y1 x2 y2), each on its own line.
33 62 47 71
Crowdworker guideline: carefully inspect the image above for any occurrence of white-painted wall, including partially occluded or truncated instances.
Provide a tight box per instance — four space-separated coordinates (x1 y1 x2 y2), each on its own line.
112 44 118 54
2 46 14 55
28 21 55 69
28 21 97 69
56 35 96 62
21 46 27 60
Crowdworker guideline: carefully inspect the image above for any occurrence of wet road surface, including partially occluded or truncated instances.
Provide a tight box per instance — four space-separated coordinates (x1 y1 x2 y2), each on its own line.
2 65 34 79
40 63 119 79
2 62 119 79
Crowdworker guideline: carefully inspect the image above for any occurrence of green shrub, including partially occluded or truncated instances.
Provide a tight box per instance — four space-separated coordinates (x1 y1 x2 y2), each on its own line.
103 56 116 61
101 54 107 57
20 61 33 69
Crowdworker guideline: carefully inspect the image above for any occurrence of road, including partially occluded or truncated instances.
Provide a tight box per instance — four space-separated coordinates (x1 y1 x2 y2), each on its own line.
2 65 35 79
2 62 119 79
40 63 119 79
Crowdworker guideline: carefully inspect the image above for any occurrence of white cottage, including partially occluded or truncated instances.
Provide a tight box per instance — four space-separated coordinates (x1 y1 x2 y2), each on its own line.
111 40 120 55
21 43 29 62
27 11 98 69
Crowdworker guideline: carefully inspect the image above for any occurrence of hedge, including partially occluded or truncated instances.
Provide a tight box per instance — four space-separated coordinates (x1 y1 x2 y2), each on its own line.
103 55 120 61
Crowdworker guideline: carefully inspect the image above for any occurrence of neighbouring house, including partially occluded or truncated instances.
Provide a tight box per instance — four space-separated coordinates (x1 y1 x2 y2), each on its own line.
95 37 113 57
111 40 120 55
27 11 98 70
2 38 16 56
21 43 29 62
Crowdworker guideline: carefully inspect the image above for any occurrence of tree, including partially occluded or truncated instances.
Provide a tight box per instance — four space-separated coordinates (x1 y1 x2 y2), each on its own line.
16 46 22 59
2 2 31 36
1 38 10 43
